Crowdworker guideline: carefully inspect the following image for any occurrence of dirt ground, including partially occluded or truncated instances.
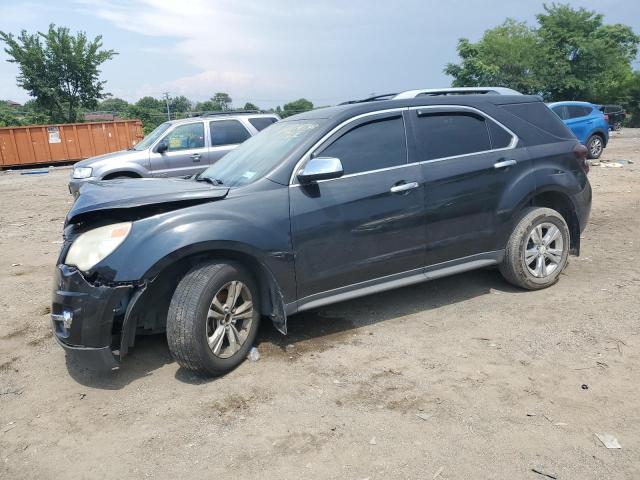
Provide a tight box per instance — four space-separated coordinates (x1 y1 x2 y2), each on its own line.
0 130 639 480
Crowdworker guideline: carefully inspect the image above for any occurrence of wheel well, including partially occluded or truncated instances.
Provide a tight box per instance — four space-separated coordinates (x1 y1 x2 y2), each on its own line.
529 191 580 254
128 250 282 335
589 131 607 146
102 171 142 180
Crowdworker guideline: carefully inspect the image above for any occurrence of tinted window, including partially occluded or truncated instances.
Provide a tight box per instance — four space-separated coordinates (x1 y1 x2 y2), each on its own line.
566 105 590 119
163 123 204 151
320 116 407 175
210 120 251 146
502 103 573 139
487 120 513 149
412 112 490 160
552 105 569 120
249 117 278 131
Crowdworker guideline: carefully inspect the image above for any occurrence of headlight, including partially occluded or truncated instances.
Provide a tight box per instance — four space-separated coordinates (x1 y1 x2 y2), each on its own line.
65 222 132 272
73 167 93 179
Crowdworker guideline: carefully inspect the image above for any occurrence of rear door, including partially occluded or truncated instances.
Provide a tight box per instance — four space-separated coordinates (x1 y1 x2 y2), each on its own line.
406 106 527 267
564 105 592 144
290 110 426 300
149 122 207 177
208 119 252 165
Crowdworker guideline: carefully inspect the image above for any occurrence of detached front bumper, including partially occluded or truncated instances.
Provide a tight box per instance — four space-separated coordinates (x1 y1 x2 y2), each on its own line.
51 264 133 370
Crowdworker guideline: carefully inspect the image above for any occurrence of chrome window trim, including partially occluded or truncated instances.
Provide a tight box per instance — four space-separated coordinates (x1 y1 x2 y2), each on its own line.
289 105 519 186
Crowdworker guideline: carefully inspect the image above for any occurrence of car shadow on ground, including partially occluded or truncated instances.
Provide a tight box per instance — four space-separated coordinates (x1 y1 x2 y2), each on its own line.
65 268 524 388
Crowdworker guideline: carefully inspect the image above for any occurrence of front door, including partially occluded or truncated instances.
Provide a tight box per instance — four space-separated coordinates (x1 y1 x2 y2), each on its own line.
150 121 207 177
290 111 426 300
405 107 527 266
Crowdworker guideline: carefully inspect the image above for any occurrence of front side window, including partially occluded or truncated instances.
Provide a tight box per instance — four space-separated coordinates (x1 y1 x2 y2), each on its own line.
162 123 205 151
133 122 171 151
210 120 251 146
319 116 407 175
413 112 491 160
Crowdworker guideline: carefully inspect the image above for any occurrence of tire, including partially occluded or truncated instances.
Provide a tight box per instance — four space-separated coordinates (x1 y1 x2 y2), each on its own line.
586 135 604 159
613 121 622 132
499 207 570 290
166 261 261 376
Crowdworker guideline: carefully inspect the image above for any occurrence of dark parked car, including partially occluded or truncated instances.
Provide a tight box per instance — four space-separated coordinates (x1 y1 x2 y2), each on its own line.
598 104 626 131
52 94 592 376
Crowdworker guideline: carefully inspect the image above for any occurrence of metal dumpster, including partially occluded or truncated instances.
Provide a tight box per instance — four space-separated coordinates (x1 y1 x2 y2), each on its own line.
0 120 143 168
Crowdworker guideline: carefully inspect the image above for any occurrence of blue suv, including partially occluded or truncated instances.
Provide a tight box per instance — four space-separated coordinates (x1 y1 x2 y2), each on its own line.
548 101 609 159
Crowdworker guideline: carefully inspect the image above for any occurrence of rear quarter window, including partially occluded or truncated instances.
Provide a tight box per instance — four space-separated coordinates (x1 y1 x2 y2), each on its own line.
249 117 278 131
501 102 574 140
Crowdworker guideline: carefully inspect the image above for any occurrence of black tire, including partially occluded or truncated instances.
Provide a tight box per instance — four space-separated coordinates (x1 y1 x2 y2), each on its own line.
166 261 261 376
586 135 604 159
613 121 622 132
499 207 570 290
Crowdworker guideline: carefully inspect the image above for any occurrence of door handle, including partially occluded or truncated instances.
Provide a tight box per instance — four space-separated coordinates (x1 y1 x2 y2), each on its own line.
494 159 517 169
390 181 419 193
190 153 201 162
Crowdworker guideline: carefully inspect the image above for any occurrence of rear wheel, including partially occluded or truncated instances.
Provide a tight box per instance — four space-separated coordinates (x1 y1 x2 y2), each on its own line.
586 135 604 159
613 121 623 132
499 207 570 290
166 262 260 376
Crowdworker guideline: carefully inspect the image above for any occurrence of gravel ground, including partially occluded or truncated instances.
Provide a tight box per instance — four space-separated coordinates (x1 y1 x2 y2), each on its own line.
0 129 639 479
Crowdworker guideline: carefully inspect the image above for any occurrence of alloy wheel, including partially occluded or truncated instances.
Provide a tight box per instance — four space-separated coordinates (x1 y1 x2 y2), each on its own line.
205 281 254 358
589 137 603 157
523 222 565 278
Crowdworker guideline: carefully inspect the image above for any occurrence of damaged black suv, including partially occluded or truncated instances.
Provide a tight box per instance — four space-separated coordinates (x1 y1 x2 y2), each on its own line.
52 94 592 375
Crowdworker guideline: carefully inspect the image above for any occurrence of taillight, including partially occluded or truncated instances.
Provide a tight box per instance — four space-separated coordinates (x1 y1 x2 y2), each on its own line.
604 114 609 122
573 143 589 174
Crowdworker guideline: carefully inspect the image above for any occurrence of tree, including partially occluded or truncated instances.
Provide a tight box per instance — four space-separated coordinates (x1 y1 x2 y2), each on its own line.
98 97 129 112
169 95 192 113
243 102 260 111
196 92 232 112
0 24 117 123
135 96 164 110
444 19 544 95
445 4 640 103
281 98 313 118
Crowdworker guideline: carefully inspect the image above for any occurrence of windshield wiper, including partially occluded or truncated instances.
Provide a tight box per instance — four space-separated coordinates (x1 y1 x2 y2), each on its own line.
195 175 224 186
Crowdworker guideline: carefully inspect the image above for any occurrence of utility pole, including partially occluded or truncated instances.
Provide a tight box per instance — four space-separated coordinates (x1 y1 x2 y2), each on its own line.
163 92 171 121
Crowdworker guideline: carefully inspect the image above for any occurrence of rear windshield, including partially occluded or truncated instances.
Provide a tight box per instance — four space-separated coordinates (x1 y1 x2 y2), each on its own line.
501 102 574 139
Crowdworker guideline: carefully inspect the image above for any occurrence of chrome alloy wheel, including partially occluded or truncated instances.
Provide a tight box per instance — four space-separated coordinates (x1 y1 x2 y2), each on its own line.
524 222 565 278
206 281 253 358
589 137 603 157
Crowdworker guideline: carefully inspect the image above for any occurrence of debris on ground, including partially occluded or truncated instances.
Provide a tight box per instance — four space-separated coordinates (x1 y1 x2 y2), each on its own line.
433 466 444 479
595 433 622 449
246 347 260 362
531 466 557 479
369 437 376 445
10 263 21 267
581 384 589 390
416 413 431 421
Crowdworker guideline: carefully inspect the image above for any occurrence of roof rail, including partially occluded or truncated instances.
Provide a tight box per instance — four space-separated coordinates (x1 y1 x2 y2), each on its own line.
339 93 398 105
194 109 263 117
393 87 522 99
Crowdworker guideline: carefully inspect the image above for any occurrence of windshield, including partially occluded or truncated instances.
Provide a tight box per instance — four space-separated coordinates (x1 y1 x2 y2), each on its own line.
133 122 171 150
200 120 322 187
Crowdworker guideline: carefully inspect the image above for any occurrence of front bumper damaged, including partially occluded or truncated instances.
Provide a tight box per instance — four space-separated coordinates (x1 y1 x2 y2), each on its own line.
51 264 139 371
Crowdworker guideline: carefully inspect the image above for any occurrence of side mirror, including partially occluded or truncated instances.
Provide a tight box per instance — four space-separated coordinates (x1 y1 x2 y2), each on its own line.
297 157 344 184
156 141 168 154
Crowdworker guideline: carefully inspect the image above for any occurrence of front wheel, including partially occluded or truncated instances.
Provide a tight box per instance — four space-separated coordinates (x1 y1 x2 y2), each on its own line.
499 207 570 290
586 135 604 159
166 262 261 376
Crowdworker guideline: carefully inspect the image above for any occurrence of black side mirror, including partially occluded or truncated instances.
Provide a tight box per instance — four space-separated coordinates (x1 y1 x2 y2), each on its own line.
297 157 344 184
156 141 168 154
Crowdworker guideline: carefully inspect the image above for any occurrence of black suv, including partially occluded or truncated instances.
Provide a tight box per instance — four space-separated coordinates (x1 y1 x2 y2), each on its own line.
52 95 592 375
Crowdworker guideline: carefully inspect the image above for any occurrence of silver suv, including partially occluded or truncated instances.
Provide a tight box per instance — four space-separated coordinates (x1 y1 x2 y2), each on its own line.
69 112 280 196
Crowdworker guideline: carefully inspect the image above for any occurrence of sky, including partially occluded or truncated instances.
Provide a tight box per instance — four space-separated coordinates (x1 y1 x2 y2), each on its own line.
0 0 639 109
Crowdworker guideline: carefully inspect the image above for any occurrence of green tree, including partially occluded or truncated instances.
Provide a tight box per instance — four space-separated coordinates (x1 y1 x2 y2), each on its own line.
169 95 192 114
0 24 117 123
98 97 129 112
281 98 313 118
135 96 164 110
0 101 22 127
445 19 544 95
196 92 232 112
243 102 260 111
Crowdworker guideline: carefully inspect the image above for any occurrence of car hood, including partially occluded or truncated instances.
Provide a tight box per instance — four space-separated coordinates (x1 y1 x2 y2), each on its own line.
67 178 229 223
74 149 146 169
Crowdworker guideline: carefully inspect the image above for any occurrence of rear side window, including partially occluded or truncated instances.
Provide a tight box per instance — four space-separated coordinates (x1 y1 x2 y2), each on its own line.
210 120 251 146
249 117 278 131
320 116 407 175
412 112 491 160
501 102 573 139
487 120 513 149
566 105 591 119
551 105 569 120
